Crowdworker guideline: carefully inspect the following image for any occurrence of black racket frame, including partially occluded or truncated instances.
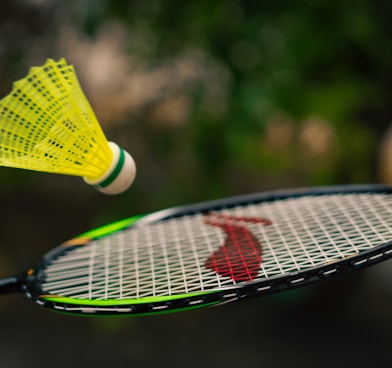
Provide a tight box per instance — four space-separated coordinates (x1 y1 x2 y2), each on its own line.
2 184 392 315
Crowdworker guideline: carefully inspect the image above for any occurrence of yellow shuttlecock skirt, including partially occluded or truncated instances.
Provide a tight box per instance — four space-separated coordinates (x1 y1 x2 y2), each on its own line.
0 58 113 182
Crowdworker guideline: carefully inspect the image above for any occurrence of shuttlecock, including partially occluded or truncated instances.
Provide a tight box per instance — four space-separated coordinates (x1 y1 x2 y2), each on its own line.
0 58 136 194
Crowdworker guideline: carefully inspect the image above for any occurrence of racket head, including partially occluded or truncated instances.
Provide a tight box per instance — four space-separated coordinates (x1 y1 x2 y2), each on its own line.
23 184 392 315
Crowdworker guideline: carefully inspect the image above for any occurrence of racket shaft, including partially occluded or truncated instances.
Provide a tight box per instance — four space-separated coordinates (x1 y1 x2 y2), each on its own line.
0 276 23 295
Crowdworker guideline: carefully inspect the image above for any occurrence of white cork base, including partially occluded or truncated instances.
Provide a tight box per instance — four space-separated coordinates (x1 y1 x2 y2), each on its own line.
84 142 136 195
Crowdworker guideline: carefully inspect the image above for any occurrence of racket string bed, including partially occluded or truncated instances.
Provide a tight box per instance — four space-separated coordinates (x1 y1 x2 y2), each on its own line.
39 192 392 306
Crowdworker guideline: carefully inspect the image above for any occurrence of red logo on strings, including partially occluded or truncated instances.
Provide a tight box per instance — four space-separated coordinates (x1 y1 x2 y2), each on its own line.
204 213 272 282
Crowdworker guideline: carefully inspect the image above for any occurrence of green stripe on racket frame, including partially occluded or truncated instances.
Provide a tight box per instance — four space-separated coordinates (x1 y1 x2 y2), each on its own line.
1 184 392 316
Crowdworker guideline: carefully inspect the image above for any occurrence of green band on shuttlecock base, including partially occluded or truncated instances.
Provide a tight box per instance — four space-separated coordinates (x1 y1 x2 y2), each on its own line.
94 147 126 189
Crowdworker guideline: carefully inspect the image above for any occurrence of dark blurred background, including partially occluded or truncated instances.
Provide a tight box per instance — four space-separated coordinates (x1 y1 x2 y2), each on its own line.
0 1 391 367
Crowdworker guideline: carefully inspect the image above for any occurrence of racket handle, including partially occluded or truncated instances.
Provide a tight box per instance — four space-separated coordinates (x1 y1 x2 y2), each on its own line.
0 276 23 295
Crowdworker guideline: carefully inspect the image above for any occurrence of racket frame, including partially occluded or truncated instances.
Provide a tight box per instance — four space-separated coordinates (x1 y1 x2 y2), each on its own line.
15 184 392 315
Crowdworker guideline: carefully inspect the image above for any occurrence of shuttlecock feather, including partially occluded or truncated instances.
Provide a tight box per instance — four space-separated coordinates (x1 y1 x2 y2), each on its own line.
0 58 136 194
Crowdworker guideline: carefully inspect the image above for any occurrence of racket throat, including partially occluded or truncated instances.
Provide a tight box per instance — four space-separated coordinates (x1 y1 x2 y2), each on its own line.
0 276 24 295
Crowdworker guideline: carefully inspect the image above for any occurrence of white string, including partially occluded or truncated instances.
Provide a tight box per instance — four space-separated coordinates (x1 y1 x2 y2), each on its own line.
145 222 156 296
103 236 110 300
118 228 125 299
270 199 305 272
198 211 225 288
157 218 172 296
88 241 97 299
171 217 189 293
307 196 347 259
183 215 205 291
40 192 392 301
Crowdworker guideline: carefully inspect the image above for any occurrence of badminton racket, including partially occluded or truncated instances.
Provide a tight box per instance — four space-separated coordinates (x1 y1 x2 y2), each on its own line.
1 184 392 316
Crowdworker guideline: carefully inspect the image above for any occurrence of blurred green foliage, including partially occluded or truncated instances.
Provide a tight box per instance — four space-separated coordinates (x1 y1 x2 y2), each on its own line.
0 3 392 367
1 0 392 215
92 0 390 183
